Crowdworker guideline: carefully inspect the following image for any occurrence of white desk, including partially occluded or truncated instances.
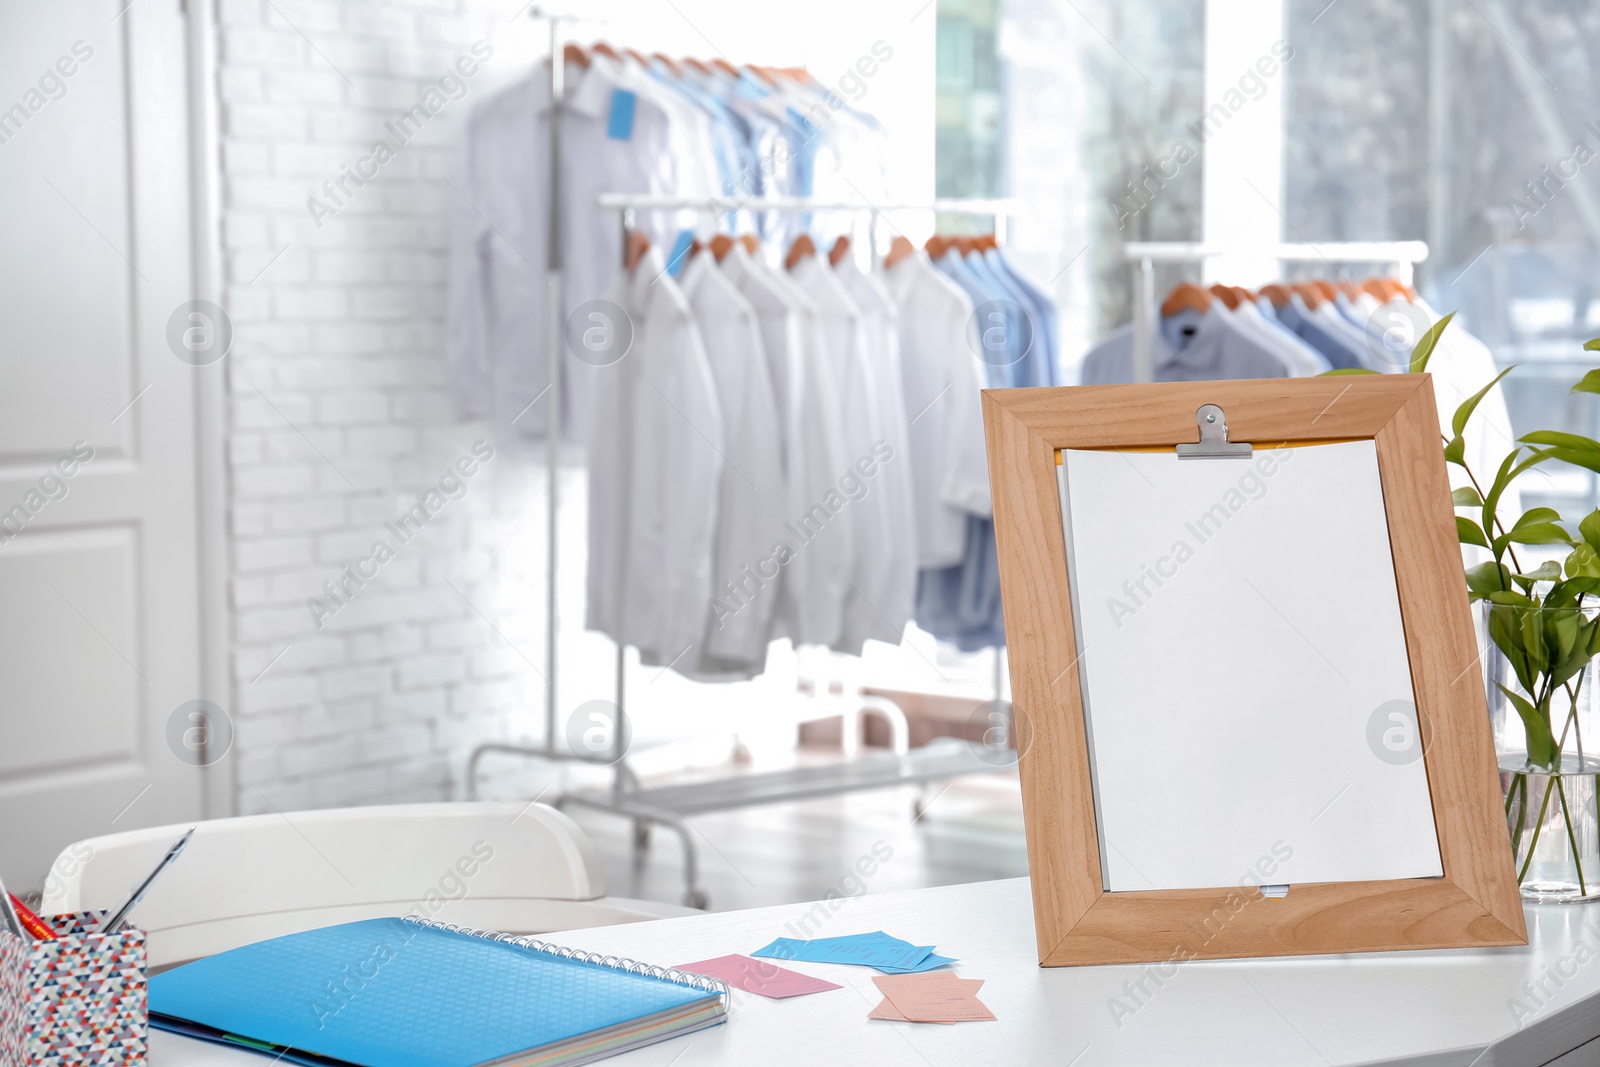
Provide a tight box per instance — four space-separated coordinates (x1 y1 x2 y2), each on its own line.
152 878 1600 1066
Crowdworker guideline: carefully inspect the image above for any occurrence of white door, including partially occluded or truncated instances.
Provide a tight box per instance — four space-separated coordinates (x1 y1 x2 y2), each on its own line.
0 0 207 894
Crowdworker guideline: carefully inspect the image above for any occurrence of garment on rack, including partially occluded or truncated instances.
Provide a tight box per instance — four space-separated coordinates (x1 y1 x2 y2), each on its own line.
983 247 1062 388
1264 293 1365 370
732 248 853 648
883 253 987 566
788 252 909 653
832 254 919 648
586 247 724 665
678 253 786 676
449 56 690 446
1079 305 1291 384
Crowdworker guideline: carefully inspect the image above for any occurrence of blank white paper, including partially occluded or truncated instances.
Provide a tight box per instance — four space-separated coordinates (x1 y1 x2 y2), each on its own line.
1059 440 1442 892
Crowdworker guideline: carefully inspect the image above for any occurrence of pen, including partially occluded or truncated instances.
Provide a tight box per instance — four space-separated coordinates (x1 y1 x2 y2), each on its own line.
0 874 23 939
9 894 55 940
99 826 195 934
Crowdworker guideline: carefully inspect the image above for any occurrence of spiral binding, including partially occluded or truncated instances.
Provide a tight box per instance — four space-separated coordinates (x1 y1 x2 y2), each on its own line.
400 915 730 998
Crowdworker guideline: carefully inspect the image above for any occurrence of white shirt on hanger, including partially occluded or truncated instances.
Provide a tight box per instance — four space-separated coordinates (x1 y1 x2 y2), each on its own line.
740 249 853 648
585 247 725 668
678 252 786 676
832 254 919 639
884 253 988 559
448 59 678 446
789 252 908 654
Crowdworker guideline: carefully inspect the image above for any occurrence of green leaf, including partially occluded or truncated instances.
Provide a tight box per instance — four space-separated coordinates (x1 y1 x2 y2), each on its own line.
1489 604 1534 692
1585 338 1600 351
1540 447 1600 476
1570 544 1600 579
1444 436 1467 466
1511 507 1563 530
1410 311 1456 374
1484 448 1559 543
1465 561 1512 599
1547 608 1581 661
1319 367 1380 376
1452 487 1484 508
1573 367 1600 394
1543 576 1600 609
1513 560 1563 586
1453 365 1516 437
1496 522 1570 550
1519 430 1600 454
1522 608 1549 673
1580 510 1600 555
1457 516 1491 549
1498 685 1558 768
1488 590 1535 606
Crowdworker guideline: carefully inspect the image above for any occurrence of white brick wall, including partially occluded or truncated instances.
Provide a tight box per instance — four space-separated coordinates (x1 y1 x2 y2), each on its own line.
216 0 559 815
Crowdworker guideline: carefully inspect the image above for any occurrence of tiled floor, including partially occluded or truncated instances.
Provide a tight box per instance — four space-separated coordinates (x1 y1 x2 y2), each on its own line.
559 753 1029 913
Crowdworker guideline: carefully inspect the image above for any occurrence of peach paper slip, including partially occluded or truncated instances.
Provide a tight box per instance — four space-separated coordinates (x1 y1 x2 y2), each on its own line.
870 972 995 1023
675 954 842 999
869 979 985 1023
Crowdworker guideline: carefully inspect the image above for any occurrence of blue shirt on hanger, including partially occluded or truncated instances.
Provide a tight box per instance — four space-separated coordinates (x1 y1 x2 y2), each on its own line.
1269 294 1366 370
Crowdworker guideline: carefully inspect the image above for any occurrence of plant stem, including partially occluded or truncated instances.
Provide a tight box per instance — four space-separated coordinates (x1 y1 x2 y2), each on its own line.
1518 771 1558 884
1556 774 1587 895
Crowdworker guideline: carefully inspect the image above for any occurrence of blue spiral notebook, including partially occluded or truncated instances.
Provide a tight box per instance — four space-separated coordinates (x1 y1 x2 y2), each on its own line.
148 916 727 1067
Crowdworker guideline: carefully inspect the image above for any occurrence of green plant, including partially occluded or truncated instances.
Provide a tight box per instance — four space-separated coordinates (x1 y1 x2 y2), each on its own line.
1429 326 1600 889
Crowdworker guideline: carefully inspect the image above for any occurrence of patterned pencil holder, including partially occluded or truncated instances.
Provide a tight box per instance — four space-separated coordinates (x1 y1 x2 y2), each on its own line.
0 911 146 1067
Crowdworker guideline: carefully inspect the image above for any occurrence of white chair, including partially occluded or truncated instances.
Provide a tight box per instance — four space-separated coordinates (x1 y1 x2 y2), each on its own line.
40 801 696 968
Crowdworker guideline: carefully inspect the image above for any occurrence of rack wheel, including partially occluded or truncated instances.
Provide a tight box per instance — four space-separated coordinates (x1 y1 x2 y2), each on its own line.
911 798 926 821
683 888 711 910
633 822 651 849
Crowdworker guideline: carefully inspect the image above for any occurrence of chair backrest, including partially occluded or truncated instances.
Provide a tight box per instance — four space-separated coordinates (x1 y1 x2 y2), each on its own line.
39 802 615 967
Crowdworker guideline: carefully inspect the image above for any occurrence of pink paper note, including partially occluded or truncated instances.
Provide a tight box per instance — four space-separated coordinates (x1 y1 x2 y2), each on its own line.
872 973 995 1023
869 979 984 1023
677 953 843 999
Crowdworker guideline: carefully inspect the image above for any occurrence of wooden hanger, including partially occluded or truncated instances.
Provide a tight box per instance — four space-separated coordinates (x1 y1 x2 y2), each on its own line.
1311 280 1340 303
884 235 915 270
974 233 997 253
951 235 975 256
591 41 620 60
1208 284 1242 310
1160 282 1212 317
785 234 817 270
562 43 590 69
625 230 651 275
709 234 736 262
682 56 711 75
711 58 740 77
1258 283 1292 309
739 234 759 254
925 234 950 259
623 48 650 67
828 235 851 267
652 52 683 76
1290 282 1324 310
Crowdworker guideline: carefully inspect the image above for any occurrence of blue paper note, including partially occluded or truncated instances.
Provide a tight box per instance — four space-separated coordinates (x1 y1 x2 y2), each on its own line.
874 953 958 974
751 931 950 973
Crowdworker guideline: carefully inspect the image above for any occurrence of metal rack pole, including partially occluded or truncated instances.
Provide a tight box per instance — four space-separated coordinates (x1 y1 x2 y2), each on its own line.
541 11 563 757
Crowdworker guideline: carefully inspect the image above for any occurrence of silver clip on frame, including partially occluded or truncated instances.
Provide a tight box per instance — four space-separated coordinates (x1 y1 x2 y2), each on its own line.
1176 404 1252 460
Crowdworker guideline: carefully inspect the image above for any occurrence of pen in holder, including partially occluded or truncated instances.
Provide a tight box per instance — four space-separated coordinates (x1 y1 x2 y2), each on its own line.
0 911 146 1067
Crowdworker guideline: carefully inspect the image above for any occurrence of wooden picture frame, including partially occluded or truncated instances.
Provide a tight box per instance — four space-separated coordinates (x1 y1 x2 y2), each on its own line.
982 375 1526 967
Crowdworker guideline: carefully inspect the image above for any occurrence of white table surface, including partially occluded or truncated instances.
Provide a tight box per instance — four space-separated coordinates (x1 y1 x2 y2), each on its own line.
151 877 1600 1067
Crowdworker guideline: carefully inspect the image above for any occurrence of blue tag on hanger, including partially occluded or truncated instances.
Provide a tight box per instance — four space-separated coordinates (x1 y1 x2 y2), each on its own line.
606 89 636 141
664 230 695 277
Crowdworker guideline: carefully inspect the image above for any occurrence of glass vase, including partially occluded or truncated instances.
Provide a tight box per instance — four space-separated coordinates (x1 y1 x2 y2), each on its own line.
1481 600 1600 902
1500 754 1600 903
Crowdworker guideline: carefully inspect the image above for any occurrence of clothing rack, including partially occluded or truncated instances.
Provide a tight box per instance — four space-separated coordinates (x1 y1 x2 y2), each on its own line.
467 181 1023 908
1122 240 1430 384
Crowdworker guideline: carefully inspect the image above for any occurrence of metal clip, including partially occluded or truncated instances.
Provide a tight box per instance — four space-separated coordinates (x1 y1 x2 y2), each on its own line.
1176 404 1252 459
